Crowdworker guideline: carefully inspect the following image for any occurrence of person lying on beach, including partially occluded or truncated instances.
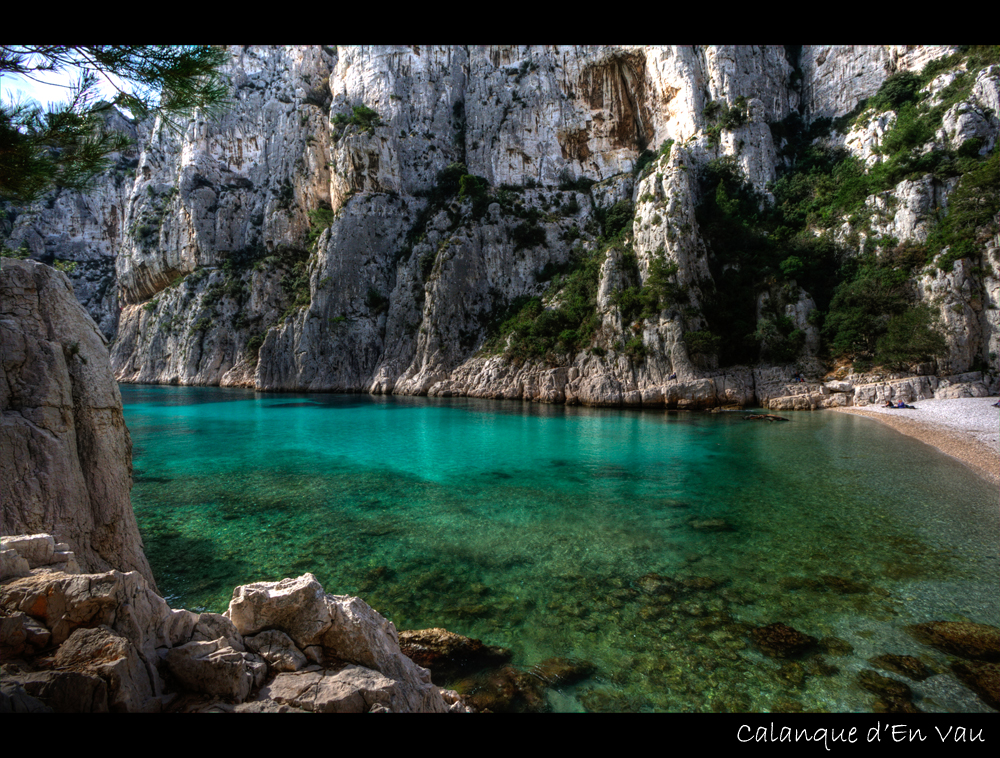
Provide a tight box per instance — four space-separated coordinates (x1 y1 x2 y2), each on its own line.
896 401 916 409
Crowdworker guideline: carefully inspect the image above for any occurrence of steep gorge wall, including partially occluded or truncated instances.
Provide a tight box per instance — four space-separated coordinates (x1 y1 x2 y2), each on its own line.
5 45 997 408
0 109 138 342
106 45 801 402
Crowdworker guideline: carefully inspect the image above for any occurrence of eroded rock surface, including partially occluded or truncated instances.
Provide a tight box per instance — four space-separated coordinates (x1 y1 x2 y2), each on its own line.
1 259 155 587
0 547 467 713
6 46 997 408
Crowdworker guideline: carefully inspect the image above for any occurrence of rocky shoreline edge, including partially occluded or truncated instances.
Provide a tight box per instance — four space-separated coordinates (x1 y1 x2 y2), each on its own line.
0 534 605 713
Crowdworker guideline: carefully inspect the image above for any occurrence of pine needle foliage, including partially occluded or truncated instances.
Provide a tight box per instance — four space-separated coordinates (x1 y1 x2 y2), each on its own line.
1 45 230 202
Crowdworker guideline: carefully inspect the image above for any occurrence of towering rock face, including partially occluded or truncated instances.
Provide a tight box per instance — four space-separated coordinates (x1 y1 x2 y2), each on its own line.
0 109 138 342
109 45 336 387
0 258 156 588
5 46 997 407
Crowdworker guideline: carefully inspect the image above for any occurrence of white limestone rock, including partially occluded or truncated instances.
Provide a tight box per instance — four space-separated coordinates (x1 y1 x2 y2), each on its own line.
940 104 992 153
1 107 137 341
11 45 994 411
54 625 158 713
0 566 190 654
163 637 266 702
800 45 955 123
225 573 332 648
115 45 336 306
258 664 449 714
0 549 30 580
225 573 450 711
919 258 989 375
0 665 109 712
0 259 156 587
866 175 954 245
190 612 245 652
0 556 467 712
851 375 940 406
1 534 55 566
244 629 307 672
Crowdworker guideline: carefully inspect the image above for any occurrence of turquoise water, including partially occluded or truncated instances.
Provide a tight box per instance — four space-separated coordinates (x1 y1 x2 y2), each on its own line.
121 384 999 712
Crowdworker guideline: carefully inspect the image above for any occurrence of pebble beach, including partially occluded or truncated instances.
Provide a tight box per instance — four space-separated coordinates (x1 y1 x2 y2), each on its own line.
830 397 1000 488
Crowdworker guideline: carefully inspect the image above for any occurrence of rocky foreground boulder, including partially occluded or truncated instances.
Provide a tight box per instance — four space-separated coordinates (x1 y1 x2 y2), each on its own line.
1 258 155 588
0 536 469 712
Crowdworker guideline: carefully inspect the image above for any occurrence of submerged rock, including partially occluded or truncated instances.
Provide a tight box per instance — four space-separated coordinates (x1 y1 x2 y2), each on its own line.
681 576 720 592
634 572 679 597
857 668 912 699
689 518 734 532
907 621 1000 662
397 627 512 684
529 657 596 687
868 653 932 681
749 622 817 658
818 636 854 656
817 575 869 594
950 660 1000 710
456 663 548 713
857 668 921 713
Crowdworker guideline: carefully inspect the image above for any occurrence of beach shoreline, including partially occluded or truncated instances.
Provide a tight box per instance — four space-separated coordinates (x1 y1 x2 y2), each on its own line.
828 398 1000 489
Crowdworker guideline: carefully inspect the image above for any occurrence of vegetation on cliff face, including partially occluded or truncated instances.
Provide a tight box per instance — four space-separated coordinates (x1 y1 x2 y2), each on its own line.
8 45 996 393
480 195 639 364
475 46 997 374
483 244 603 361
691 47 999 370
1 45 229 203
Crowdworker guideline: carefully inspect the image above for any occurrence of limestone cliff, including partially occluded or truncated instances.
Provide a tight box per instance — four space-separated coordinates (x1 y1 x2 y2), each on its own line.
1 108 138 342
0 259 156 587
5 45 998 408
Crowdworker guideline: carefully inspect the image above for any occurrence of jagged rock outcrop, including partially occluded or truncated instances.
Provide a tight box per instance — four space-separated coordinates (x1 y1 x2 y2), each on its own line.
0 539 467 713
1 109 138 342
7 46 998 408
109 46 337 387
799 45 955 123
0 259 155 586
0 535 80 581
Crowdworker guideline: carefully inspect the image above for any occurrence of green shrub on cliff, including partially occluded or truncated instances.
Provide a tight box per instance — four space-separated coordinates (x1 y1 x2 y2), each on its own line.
822 254 948 369
483 245 602 362
307 207 335 250
600 200 634 240
331 104 381 132
245 333 265 358
926 149 1000 271
683 330 721 357
874 305 947 369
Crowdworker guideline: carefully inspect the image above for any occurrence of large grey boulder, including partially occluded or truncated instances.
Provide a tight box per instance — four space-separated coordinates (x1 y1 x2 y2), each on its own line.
258 664 449 713
54 625 157 712
0 258 155 588
244 629 307 672
225 572 450 711
163 638 266 701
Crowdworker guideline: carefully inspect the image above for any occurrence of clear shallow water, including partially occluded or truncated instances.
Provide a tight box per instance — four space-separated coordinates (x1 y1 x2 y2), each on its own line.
121 384 999 712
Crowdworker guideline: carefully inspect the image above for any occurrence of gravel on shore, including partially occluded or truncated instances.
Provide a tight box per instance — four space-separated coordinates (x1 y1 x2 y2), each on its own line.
828 397 1000 488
